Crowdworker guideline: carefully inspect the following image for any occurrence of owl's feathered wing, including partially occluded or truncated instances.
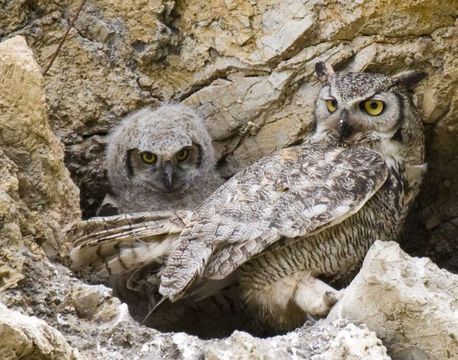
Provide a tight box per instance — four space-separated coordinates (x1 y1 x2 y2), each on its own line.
160 140 388 301
69 210 192 279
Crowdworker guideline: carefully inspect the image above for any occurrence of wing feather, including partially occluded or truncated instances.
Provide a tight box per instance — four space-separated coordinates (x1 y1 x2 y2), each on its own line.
160 141 388 300
68 210 192 276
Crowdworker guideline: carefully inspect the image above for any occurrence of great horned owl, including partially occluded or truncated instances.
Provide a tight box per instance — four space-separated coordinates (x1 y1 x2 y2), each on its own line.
71 64 426 332
104 104 222 214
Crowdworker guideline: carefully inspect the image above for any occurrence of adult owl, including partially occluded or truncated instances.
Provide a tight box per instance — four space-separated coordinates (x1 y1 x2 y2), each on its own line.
71 63 426 331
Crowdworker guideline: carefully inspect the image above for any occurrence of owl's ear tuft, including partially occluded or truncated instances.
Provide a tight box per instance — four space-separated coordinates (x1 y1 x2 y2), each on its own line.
392 70 427 89
315 62 335 83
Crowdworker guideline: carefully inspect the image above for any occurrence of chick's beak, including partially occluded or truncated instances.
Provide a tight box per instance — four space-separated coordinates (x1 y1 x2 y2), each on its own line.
162 162 174 189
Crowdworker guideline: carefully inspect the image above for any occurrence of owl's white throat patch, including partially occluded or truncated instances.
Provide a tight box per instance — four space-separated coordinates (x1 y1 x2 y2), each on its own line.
373 138 403 169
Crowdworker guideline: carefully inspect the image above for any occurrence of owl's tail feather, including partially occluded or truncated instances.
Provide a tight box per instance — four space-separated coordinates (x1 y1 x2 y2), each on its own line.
159 238 214 302
141 295 169 325
68 210 192 277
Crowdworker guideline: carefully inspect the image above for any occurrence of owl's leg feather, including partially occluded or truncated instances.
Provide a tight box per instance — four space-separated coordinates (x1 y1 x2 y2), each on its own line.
241 269 340 331
293 272 341 317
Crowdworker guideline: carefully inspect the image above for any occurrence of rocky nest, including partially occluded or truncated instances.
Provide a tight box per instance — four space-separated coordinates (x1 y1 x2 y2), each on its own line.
0 1 457 359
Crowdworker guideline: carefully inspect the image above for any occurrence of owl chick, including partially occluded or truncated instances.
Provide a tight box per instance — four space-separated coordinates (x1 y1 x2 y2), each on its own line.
71 64 427 332
105 104 223 213
73 104 257 336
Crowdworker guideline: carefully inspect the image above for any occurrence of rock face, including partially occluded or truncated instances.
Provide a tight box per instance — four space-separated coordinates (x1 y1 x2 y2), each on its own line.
0 35 81 358
0 303 80 360
0 1 457 359
0 36 80 289
327 241 458 360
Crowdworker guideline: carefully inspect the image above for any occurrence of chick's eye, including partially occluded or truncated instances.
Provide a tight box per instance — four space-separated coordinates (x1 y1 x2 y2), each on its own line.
176 149 189 161
140 152 157 164
362 99 385 116
325 99 337 113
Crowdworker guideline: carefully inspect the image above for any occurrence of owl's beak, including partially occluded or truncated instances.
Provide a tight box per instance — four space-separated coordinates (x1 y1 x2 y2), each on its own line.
338 109 352 140
162 162 174 190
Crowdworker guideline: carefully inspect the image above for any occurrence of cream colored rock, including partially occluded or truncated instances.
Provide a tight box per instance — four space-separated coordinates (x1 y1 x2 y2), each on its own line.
0 151 27 291
317 323 390 360
0 36 80 254
327 241 458 360
0 36 80 281
0 302 80 360
141 320 389 360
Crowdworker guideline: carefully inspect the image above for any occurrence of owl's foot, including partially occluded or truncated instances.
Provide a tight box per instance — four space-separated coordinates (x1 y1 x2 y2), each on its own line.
293 272 341 317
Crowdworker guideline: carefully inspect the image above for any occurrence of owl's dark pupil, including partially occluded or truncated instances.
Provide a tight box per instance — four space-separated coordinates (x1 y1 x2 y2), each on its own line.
332 100 337 107
370 102 378 109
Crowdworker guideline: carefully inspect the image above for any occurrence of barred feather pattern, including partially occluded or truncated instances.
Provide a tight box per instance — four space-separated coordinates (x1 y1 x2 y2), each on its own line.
161 144 424 329
69 210 192 283
240 160 415 329
159 67 427 331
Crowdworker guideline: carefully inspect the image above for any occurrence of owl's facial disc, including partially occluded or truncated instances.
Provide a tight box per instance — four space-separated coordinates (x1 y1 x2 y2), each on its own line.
316 86 402 145
127 144 203 193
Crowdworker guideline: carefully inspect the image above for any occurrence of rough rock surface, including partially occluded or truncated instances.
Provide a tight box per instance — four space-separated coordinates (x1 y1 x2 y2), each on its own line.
0 302 80 360
146 320 391 360
327 241 458 360
0 35 80 290
0 0 457 359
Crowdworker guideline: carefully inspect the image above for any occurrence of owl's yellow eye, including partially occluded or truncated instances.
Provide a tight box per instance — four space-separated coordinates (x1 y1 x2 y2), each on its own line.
325 99 338 113
140 152 157 164
176 149 190 161
362 99 385 116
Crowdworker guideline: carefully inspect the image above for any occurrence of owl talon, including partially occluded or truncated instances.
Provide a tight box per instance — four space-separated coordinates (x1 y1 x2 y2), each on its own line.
293 273 340 318
323 289 341 308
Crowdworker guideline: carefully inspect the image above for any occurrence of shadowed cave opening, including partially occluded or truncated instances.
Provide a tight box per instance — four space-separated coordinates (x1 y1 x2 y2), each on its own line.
77 265 290 339
118 283 280 339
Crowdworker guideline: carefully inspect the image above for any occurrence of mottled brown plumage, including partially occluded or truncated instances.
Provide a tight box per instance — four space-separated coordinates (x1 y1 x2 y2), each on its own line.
70 211 191 281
